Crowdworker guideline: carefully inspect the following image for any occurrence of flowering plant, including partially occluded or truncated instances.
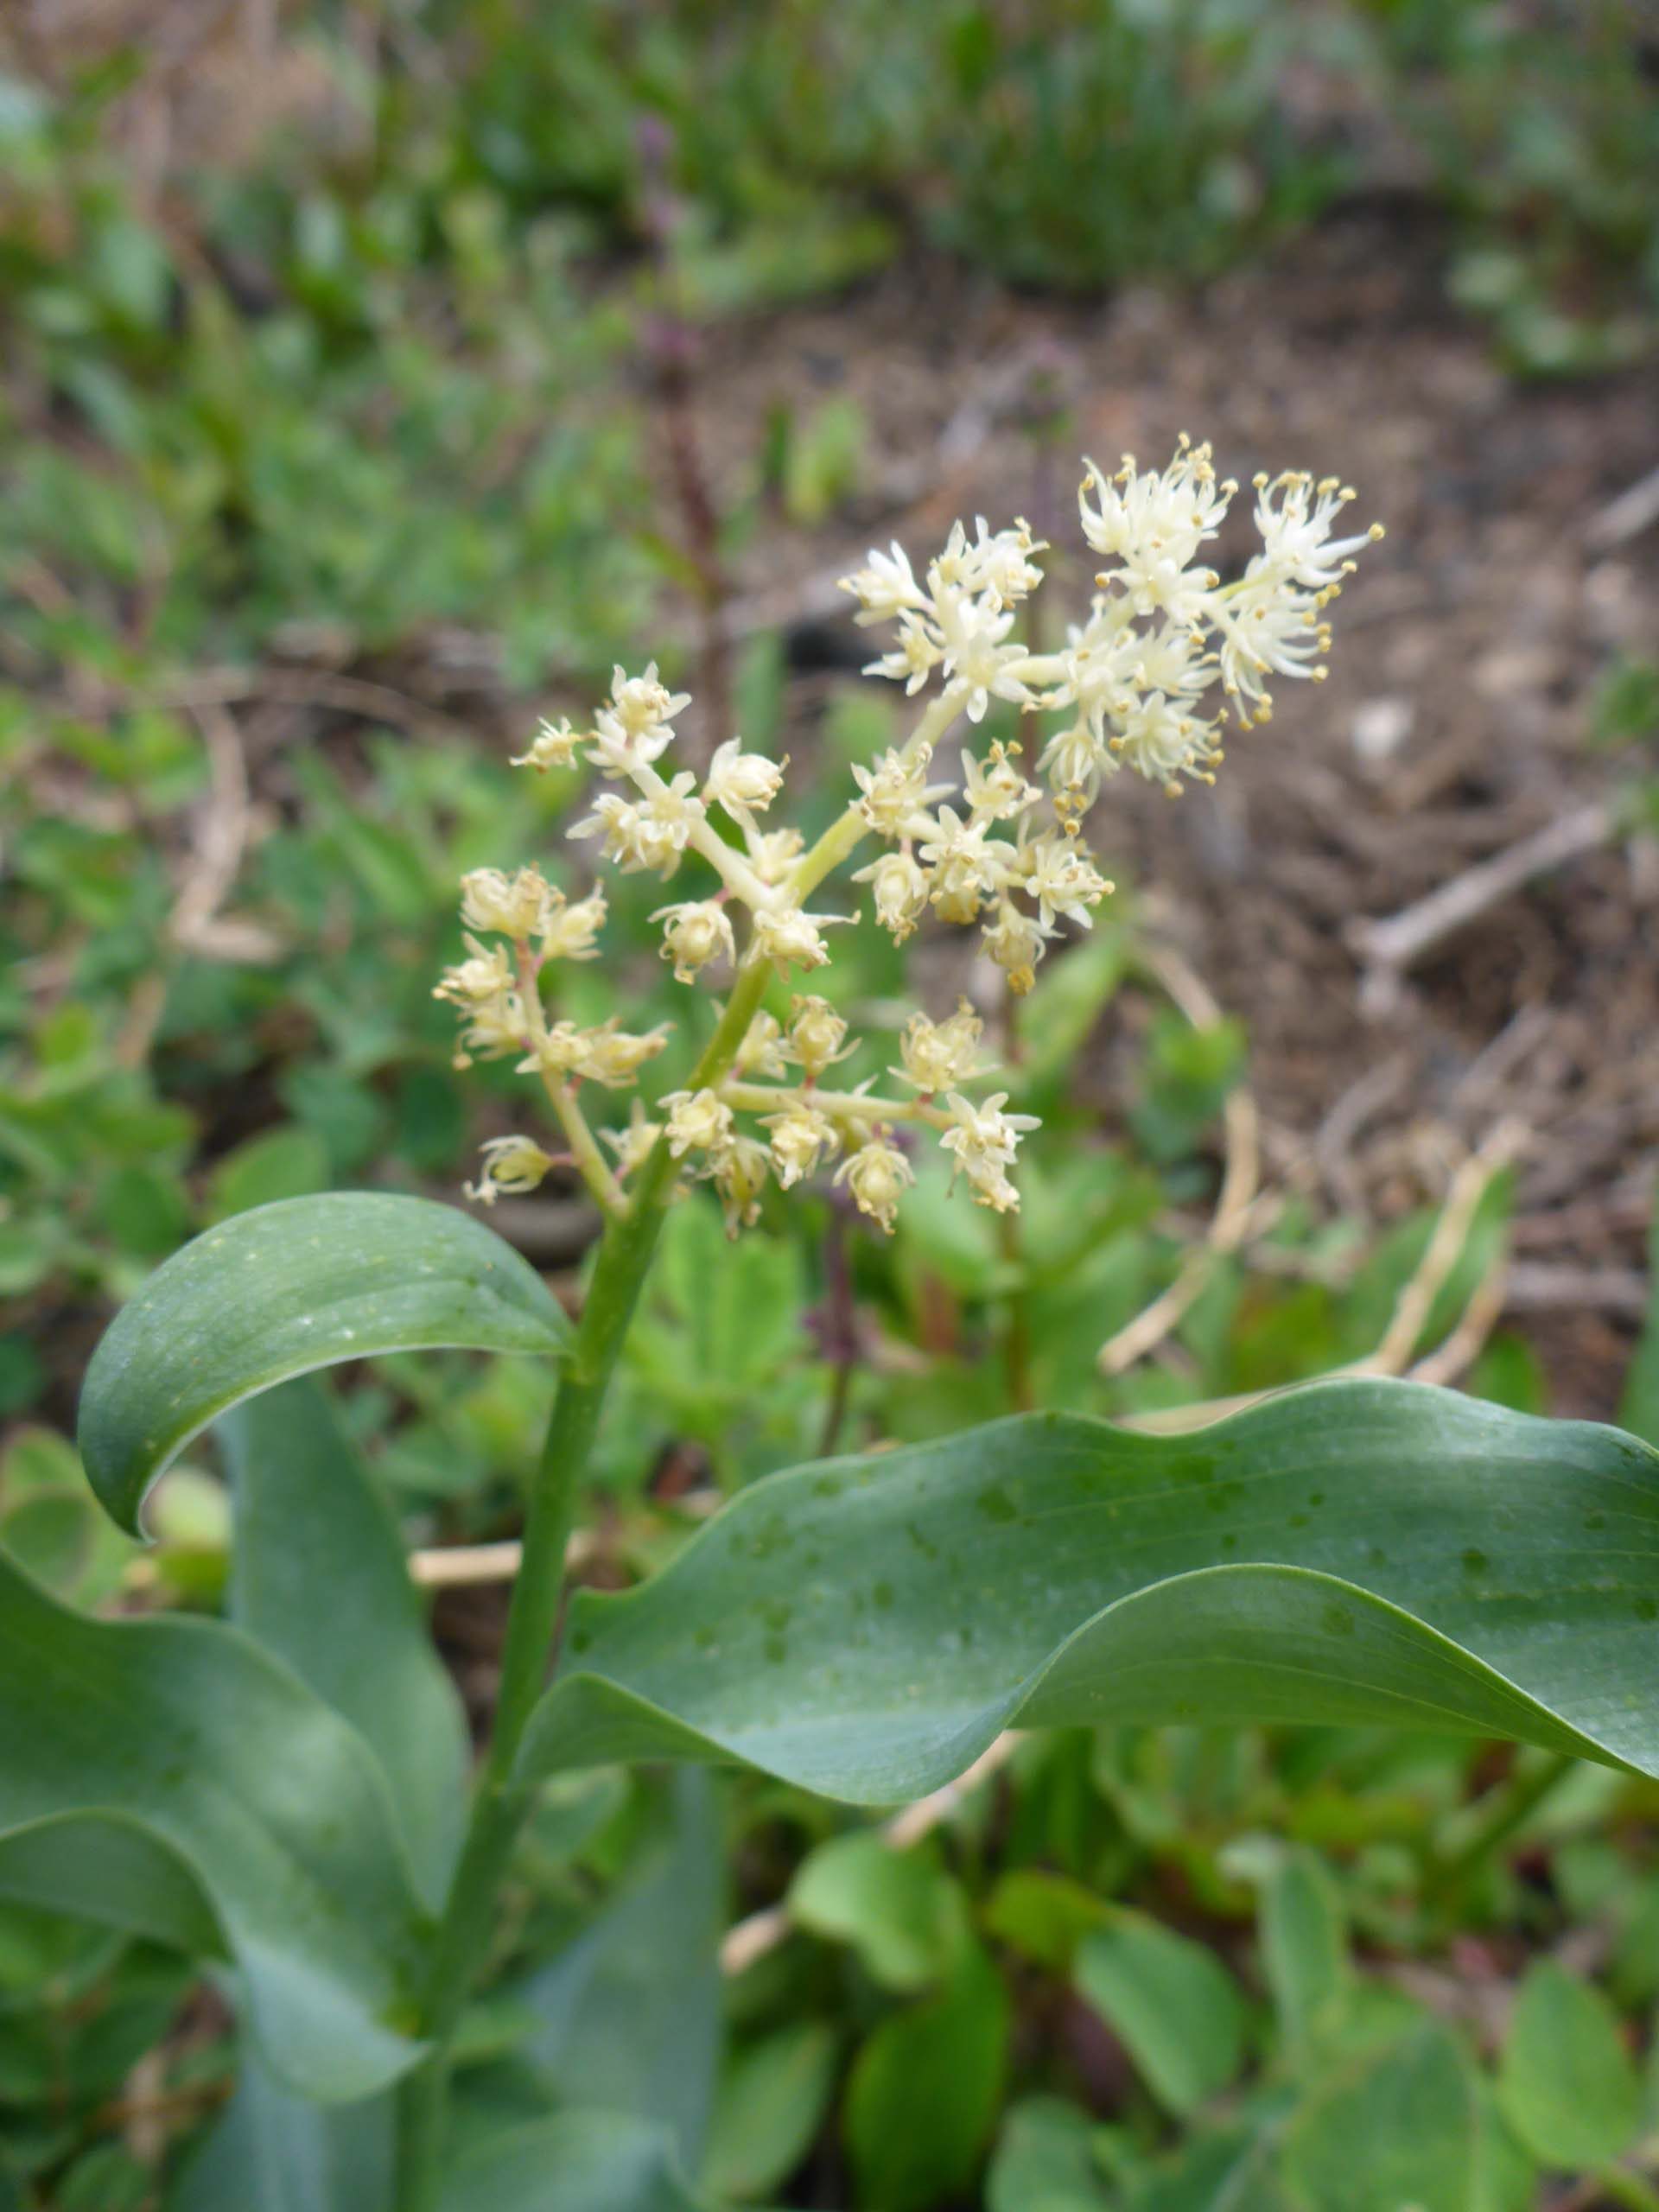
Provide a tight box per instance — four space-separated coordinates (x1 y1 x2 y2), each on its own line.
45 444 1659 2211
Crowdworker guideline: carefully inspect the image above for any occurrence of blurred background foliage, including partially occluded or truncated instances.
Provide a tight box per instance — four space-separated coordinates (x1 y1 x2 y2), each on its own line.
2 1 1658 2204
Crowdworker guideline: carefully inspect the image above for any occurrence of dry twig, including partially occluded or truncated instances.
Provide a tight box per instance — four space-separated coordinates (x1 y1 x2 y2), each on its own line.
1347 803 1616 1017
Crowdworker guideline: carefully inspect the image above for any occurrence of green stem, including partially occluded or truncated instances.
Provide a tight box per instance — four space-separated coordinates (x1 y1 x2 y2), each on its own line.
394 962 772 2212
1597 2164 1659 2212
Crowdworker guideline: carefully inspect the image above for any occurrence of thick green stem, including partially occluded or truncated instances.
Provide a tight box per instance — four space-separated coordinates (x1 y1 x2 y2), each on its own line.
394 961 772 2212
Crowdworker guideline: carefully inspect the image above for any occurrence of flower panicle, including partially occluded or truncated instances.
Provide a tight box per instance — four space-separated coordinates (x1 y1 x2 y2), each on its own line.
442 438 1376 1233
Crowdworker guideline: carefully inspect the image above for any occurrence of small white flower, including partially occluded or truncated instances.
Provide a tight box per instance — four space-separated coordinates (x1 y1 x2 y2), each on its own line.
1079 440 1234 624
840 542 927 626
736 1010 789 1078
939 1090 1040 1212
953 516 1046 610
1252 472 1381 591
461 865 555 939
749 904 847 977
511 716 585 772
662 1087 734 1158
961 743 1036 825
653 898 736 983
930 591 1033 723
785 994 852 1081
452 987 527 1065
573 1020 671 1089
704 736 785 819
709 1133 772 1235
761 1102 840 1189
467 1134 556 1205
1019 830 1111 931
894 1001 985 1094
540 890 607 961
852 744 938 840
572 776 704 876
918 806 1011 924
980 898 1047 995
835 1136 915 1234
863 610 944 695
434 934 514 1009
746 826 806 883
853 848 930 941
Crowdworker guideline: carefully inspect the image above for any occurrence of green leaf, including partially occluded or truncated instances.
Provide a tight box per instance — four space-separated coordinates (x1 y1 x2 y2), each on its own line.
788 1830 968 1991
519 1773 723 2171
702 2020 838 2204
435 2112 708 2212
222 1378 469 1908
1131 2125 1294 2212
171 2056 393 2212
1259 1849 1350 2065
843 1944 1009 2212
987 2096 1114 2212
1496 1961 1640 2169
0 1552 427 2102
1283 2024 1485 2212
207 1128 333 1222
519 1382 1659 1807
79 1193 570 1533
1074 1910 1244 2116
0 1815 220 1957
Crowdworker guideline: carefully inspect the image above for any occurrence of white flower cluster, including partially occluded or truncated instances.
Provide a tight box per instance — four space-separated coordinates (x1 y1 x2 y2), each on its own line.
838 439 1378 992
441 441 1376 1231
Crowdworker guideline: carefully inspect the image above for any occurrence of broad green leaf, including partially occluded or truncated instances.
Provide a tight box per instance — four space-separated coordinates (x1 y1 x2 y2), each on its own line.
222 1378 469 1907
1074 1910 1244 2116
519 1382 1659 1806
0 1553 427 2102
435 2112 708 2212
1132 2123 1293 2212
1496 1961 1640 2169
1259 1849 1350 2065
987 2096 1114 2212
171 2056 393 2212
0 1815 220 1957
984 1866 1109 1971
843 1944 1009 2212
702 2020 838 2204
519 1773 723 2171
1283 2024 1484 2212
788 1830 968 1990
79 1192 570 1532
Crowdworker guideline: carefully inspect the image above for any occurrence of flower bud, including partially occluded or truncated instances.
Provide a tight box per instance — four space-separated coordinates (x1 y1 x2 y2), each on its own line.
762 1103 839 1189
653 898 736 983
703 737 785 818
896 1001 984 1094
710 1134 771 1235
835 1137 915 1235
785 994 849 1081
854 849 929 941
541 891 608 961
663 1087 734 1158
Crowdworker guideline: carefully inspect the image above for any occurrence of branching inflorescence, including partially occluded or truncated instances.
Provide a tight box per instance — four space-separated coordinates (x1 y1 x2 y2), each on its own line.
436 440 1381 1236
